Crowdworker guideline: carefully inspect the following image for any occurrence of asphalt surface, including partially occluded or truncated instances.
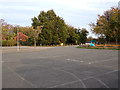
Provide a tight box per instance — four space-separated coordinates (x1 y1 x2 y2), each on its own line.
2 46 118 88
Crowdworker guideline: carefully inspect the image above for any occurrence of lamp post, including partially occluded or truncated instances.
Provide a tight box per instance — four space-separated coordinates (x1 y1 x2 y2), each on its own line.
16 28 28 51
17 27 20 51
118 1 120 9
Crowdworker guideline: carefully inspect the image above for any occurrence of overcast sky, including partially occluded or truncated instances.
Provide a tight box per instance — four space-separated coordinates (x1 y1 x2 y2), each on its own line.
0 0 119 37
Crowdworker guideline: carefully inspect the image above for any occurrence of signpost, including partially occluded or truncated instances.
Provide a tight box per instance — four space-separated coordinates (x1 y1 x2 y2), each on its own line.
16 31 28 51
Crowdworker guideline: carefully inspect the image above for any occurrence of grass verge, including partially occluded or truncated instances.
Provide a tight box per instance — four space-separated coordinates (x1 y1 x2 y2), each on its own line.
76 46 120 50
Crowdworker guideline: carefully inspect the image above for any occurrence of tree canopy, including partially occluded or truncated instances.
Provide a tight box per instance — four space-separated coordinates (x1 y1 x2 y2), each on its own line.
1 9 89 46
89 7 120 44
31 10 69 45
31 9 89 45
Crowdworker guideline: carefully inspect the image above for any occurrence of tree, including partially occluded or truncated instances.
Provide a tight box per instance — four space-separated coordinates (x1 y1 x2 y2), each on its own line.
77 28 89 44
55 17 69 44
89 7 120 44
31 10 69 45
66 25 78 44
87 36 93 42
14 32 28 49
98 36 106 44
32 26 43 48
1 19 16 46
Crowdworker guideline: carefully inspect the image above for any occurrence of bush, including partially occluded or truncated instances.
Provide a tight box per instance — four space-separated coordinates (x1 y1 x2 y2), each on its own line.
2 40 16 46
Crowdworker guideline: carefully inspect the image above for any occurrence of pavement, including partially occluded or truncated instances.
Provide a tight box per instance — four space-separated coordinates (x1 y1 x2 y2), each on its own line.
2 46 119 88
1 46 54 53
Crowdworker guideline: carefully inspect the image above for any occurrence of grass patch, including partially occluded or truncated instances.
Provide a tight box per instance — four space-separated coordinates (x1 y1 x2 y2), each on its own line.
77 46 120 50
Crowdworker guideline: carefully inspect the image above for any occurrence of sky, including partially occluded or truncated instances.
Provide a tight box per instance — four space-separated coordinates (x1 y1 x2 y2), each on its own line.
0 0 119 37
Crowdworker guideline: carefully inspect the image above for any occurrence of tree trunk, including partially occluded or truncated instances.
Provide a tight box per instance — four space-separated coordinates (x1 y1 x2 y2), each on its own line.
17 40 20 51
116 38 118 45
34 38 36 48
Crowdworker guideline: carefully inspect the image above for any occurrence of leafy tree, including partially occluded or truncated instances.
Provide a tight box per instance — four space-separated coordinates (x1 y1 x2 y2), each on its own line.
89 7 120 44
31 10 69 45
98 36 106 44
77 28 89 44
1 19 16 46
87 36 93 42
66 25 78 44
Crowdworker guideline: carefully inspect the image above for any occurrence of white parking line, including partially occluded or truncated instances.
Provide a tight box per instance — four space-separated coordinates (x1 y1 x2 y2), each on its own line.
83 70 118 81
93 77 109 88
0 61 4 63
66 59 84 63
5 66 37 88
51 68 87 88
88 62 92 64
49 80 79 88
90 58 117 64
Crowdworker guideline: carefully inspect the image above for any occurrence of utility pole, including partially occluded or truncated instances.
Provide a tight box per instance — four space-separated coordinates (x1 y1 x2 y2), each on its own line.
118 1 120 9
17 27 20 51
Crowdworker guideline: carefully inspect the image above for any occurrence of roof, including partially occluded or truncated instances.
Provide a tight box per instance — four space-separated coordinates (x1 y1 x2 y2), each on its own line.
14 32 28 41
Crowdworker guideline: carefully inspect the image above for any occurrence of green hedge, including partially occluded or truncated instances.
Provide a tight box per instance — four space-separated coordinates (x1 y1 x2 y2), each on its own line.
2 40 16 46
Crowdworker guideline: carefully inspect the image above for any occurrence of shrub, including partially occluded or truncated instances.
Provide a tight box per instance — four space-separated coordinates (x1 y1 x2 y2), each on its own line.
2 40 16 46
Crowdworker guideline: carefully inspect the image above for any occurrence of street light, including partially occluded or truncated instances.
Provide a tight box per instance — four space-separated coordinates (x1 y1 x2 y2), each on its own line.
118 1 120 9
17 27 20 51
